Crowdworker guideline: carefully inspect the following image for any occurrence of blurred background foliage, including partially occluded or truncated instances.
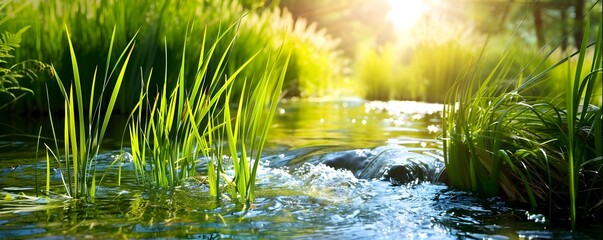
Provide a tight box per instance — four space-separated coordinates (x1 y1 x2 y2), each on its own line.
0 0 601 113
0 0 349 114
281 0 601 103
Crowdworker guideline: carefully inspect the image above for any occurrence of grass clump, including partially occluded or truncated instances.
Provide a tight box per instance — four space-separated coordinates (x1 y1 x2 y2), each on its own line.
42 27 135 201
128 24 242 190
443 20 602 228
129 21 290 206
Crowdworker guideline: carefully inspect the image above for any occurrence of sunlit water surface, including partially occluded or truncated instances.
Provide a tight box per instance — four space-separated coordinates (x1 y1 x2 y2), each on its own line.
0 99 601 239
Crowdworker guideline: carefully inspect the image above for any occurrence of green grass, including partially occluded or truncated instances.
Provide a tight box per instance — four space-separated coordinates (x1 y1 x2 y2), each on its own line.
443 19 602 228
220 48 290 204
2 0 302 206
42 27 135 201
128 21 290 206
562 19 602 229
128 23 244 189
1 0 346 113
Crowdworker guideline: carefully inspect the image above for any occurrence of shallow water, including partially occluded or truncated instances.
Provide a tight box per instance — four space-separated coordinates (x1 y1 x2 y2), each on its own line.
0 99 601 239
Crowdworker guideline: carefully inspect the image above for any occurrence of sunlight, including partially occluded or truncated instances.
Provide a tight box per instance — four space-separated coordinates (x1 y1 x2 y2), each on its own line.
386 0 428 31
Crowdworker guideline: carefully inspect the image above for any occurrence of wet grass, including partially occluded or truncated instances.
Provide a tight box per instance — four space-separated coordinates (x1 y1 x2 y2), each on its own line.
42 27 135 200
443 20 602 229
128 21 290 206
0 0 329 206
0 191 67 214
128 24 237 191
220 48 290 204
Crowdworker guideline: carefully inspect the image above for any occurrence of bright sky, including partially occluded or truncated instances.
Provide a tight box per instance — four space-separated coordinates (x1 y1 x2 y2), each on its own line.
386 0 428 32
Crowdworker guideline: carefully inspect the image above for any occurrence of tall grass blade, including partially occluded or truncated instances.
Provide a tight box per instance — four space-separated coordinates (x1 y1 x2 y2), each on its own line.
41 27 136 201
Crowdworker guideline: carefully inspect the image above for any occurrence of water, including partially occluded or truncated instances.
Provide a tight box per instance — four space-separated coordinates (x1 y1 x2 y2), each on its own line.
1 99 601 239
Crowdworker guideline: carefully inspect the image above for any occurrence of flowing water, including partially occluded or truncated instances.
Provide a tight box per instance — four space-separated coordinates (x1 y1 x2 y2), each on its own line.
0 99 601 239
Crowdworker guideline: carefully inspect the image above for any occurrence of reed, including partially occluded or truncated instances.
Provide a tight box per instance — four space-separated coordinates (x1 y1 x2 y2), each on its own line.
561 19 602 229
42 27 135 200
128 21 289 206
128 24 240 189
443 19 602 228
220 48 290 205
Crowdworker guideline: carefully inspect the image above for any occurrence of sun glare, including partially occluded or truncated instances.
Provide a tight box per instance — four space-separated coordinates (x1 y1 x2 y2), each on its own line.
386 0 427 32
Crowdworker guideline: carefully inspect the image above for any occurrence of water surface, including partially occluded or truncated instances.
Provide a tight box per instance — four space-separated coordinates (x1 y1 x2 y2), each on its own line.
0 99 601 239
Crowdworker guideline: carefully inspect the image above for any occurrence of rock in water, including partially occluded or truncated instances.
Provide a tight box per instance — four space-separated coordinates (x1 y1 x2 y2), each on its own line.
319 145 444 185
319 149 372 176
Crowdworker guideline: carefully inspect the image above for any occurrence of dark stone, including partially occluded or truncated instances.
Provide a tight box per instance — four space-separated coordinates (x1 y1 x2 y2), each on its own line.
317 145 445 185
319 149 372 176
384 164 420 185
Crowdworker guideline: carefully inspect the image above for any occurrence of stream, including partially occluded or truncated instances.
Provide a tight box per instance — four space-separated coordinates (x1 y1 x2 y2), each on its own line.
0 99 601 239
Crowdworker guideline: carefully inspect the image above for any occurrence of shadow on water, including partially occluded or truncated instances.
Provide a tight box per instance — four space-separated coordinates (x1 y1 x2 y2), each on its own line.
0 99 602 239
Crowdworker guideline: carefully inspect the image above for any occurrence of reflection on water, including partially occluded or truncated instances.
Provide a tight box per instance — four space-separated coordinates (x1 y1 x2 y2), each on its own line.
268 98 442 150
0 100 602 239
